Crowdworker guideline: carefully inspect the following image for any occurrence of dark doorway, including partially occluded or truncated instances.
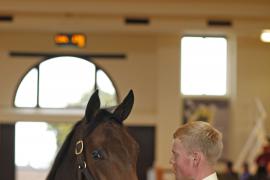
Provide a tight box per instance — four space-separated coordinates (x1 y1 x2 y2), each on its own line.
0 123 15 180
127 126 155 180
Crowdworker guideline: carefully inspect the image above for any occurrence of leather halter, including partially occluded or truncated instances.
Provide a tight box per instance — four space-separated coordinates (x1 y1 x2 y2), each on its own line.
75 139 95 180
74 122 96 180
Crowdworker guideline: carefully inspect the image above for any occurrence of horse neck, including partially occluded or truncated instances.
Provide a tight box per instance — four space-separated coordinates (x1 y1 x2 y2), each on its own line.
47 129 79 180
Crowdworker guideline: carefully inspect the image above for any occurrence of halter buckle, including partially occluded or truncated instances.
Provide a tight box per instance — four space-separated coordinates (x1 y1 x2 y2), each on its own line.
78 161 87 169
75 140 84 155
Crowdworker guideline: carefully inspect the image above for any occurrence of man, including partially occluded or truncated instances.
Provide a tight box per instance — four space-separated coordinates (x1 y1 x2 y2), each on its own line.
170 121 223 180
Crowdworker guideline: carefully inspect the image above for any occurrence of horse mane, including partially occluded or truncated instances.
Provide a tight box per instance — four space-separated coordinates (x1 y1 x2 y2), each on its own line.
46 120 81 180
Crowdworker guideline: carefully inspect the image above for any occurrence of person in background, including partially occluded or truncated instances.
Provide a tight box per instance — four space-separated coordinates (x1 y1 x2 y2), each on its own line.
255 137 270 179
222 160 239 180
170 121 223 180
256 139 270 171
240 162 252 180
266 162 270 179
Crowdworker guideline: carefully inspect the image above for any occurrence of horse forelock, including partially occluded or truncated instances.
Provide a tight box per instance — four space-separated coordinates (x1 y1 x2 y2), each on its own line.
96 108 123 125
103 105 117 113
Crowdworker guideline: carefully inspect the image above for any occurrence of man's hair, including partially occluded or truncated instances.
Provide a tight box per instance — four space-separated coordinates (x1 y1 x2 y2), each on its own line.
173 121 223 164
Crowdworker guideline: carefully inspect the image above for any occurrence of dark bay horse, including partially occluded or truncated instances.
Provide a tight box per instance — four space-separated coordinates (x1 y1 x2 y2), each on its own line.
46 90 139 180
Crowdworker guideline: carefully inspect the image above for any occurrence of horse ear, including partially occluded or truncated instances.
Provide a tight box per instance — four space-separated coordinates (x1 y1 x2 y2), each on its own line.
85 90 100 121
113 90 134 122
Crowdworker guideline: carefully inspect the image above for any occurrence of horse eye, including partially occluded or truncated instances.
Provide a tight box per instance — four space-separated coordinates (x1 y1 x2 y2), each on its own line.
92 150 103 160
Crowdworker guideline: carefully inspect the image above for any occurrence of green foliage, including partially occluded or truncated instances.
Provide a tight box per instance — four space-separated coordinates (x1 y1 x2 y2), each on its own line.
47 122 74 149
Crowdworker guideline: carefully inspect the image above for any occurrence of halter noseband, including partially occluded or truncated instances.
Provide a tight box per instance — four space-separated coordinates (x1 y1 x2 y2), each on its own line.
74 119 97 180
75 138 95 180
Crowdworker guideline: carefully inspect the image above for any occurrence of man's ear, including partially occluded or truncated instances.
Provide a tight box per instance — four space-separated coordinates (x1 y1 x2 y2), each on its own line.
192 151 201 167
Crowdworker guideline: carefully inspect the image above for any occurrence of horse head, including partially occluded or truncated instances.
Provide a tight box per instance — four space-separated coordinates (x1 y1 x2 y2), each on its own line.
47 90 139 180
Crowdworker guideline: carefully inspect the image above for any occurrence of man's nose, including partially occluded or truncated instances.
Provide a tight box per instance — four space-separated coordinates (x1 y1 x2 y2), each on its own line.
169 157 174 165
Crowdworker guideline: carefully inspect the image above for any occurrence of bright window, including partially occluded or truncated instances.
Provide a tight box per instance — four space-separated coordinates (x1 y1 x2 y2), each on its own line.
181 36 227 96
15 69 38 107
15 122 57 169
39 57 96 108
97 69 117 107
15 121 73 180
14 56 118 108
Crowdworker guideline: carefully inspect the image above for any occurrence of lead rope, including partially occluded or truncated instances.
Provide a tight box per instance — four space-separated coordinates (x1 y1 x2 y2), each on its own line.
75 140 95 180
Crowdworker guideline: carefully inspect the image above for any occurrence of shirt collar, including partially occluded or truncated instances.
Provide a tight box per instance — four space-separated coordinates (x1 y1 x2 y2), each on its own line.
202 172 218 180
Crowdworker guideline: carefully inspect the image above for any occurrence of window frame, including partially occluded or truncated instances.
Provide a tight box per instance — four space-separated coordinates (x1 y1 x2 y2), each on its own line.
13 56 119 109
180 35 230 98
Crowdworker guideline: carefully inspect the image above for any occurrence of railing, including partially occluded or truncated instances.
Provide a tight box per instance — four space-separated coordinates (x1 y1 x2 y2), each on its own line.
234 98 268 172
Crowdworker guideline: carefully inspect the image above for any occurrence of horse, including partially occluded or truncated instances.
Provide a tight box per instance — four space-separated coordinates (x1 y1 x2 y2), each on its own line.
46 90 139 180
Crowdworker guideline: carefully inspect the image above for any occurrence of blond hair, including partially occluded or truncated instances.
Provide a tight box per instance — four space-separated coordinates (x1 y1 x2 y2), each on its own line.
173 121 223 164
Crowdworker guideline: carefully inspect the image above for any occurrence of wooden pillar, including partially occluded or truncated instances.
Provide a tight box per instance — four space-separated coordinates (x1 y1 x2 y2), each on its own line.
156 35 181 168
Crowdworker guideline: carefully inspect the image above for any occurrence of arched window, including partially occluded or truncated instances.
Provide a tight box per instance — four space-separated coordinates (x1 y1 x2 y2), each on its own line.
14 56 118 179
14 56 118 108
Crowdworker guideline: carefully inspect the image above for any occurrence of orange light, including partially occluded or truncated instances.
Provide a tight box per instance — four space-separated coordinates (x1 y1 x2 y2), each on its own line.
71 34 86 48
55 33 86 48
55 34 69 44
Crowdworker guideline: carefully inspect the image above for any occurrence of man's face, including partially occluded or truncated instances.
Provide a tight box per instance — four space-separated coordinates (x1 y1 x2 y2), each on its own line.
170 138 194 180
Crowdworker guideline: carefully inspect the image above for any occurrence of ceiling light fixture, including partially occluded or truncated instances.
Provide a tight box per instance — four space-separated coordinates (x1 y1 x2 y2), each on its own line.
260 30 270 43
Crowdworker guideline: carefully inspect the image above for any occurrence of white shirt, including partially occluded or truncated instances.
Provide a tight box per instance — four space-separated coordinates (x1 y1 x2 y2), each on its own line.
202 172 218 180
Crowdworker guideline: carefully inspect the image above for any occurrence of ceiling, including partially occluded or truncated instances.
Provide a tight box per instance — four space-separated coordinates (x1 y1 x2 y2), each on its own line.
1 0 270 34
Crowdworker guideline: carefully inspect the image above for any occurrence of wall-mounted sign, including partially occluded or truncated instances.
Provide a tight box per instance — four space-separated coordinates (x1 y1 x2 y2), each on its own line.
54 33 86 48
